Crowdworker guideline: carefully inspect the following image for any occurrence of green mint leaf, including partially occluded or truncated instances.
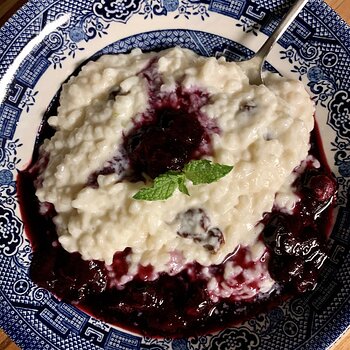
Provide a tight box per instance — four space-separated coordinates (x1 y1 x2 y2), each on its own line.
133 173 180 201
133 160 233 201
184 160 233 185
177 175 189 196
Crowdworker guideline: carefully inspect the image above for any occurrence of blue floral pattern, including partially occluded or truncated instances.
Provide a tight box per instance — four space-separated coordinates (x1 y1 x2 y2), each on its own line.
46 11 110 68
0 206 23 257
209 328 259 350
236 18 261 36
329 91 350 139
0 0 350 349
93 0 143 22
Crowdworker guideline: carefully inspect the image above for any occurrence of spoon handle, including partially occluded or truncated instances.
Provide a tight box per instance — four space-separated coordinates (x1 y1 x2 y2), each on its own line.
256 0 309 60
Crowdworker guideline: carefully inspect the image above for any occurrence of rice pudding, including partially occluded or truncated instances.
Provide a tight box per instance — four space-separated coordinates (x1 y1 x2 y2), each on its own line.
18 47 336 336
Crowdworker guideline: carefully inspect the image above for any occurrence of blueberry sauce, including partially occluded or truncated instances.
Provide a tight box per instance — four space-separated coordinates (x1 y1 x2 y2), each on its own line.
17 60 337 338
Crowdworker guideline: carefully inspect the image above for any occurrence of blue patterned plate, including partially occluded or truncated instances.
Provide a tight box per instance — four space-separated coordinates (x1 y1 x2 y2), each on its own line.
1 0 350 349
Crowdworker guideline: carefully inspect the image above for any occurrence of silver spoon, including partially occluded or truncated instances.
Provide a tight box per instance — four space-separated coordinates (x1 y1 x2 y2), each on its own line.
242 0 309 85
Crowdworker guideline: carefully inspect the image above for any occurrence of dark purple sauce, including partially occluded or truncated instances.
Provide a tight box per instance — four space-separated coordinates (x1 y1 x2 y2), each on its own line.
17 59 337 338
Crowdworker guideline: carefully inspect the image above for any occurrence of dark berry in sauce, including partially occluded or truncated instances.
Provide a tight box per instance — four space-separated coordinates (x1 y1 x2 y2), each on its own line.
125 107 208 179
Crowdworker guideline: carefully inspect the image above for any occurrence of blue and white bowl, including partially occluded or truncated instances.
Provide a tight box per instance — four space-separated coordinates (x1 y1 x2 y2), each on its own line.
0 0 350 349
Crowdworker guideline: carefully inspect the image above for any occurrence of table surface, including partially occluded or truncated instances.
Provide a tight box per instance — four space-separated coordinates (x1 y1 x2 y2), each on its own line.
0 0 349 349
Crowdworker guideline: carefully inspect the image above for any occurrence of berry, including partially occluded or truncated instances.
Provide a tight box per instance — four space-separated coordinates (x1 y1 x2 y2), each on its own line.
176 208 224 252
306 174 336 202
125 107 209 179
176 208 210 237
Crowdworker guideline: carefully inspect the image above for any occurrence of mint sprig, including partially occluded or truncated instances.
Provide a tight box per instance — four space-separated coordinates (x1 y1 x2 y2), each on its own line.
183 159 234 185
132 172 181 201
133 160 233 201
